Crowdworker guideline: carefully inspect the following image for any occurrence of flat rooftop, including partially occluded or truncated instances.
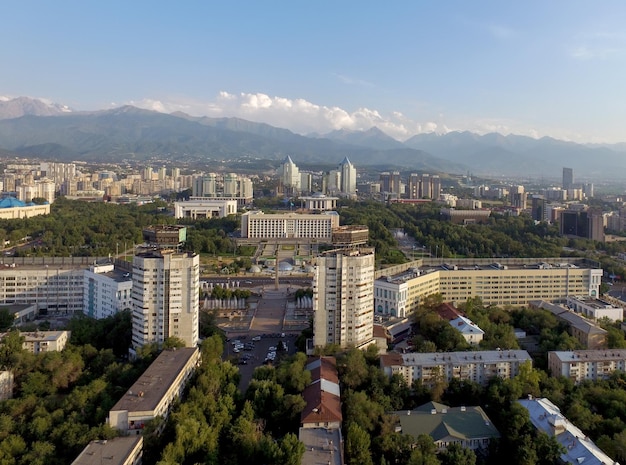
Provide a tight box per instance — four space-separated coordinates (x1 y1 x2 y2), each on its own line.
72 436 143 465
110 347 199 413
299 427 342 465
390 350 532 367
550 349 626 362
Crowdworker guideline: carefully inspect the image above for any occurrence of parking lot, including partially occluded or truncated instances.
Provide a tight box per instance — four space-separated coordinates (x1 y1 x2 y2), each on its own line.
224 333 299 391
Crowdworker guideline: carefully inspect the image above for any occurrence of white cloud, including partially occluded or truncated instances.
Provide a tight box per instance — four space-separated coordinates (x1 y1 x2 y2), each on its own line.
127 91 579 142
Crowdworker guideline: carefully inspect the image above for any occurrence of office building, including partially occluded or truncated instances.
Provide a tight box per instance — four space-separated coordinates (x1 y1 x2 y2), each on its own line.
374 259 603 318
380 171 401 196
83 263 133 319
300 193 338 212
510 185 527 209
174 198 237 219
380 350 532 388
519 397 615 465
566 295 623 322
108 347 200 433
280 155 300 194
313 248 375 349
131 250 200 350
240 211 340 240
548 349 626 384
339 157 357 196
0 197 50 219
563 167 574 190
531 195 548 222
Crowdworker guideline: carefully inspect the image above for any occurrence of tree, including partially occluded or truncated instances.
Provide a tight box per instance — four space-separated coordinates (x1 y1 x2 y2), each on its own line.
0 308 15 331
162 337 186 349
345 422 373 465
440 442 476 465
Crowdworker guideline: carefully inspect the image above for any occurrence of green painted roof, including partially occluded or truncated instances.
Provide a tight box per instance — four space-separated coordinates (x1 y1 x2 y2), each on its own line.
392 403 500 443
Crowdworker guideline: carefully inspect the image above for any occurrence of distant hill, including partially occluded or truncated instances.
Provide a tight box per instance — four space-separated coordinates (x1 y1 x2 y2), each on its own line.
0 104 465 173
0 96 72 119
0 97 625 178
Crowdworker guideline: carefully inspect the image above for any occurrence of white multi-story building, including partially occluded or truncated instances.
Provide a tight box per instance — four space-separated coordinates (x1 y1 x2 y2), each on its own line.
16 179 55 204
380 350 532 388
240 211 340 239
449 315 484 346
339 157 357 196
280 156 300 193
83 263 133 319
548 349 626 384
130 250 199 351
174 198 237 219
313 248 375 349
374 259 603 317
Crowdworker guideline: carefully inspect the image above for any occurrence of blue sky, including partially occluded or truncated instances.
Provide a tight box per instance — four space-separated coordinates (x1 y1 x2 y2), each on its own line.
2 1 626 142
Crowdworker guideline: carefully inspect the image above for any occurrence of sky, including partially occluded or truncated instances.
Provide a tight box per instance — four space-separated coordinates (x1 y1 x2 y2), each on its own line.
2 1 626 143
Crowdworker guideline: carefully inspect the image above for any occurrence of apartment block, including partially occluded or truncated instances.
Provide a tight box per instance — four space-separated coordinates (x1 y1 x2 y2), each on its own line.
380 350 532 388
131 250 199 350
108 347 200 433
72 437 143 465
548 349 626 384
313 248 375 349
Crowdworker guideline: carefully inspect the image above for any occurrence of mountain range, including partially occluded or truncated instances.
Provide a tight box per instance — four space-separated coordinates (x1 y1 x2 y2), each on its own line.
0 96 624 179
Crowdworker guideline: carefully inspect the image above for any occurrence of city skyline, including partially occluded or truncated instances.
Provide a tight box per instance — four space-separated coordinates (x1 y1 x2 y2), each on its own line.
3 2 626 143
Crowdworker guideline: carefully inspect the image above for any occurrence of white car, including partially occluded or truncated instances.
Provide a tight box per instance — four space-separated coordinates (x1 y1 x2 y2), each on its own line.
269 346 277 351
252 336 261 341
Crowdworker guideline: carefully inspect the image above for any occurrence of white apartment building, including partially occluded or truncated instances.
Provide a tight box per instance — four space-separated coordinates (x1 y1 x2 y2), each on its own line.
313 248 375 349
17 179 55 204
131 250 199 350
240 211 340 239
380 350 532 388
174 198 237 219
548 349 626 384
83 263 133 319
108 347 200 433
375 259 603 317
566 295 623 322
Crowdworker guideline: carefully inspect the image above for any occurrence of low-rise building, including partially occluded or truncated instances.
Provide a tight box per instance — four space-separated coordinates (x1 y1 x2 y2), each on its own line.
380 350 532 388
108 347 201 434
72 436 143 465
300 357 342 429
531 300 607 349
174 198 238 219
449 316 484 346
548 349 626 384
391 401 500 452
20 330 70 353
518 397 616 465
566 295 623 322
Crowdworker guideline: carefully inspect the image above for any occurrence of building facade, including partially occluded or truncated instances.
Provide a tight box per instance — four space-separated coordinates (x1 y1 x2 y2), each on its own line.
131 250 199 350
174 198 238 219
83 263 133 319
313 248 375 349
374 259 603 317
380 350 533 388
548 349 626 384
240 211 340 239
20 330 70 353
